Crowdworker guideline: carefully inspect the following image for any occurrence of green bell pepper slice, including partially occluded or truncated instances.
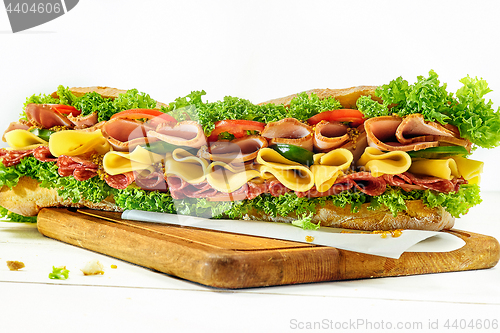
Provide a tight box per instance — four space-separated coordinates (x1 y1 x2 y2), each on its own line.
407 146 469 159
269 143 315 166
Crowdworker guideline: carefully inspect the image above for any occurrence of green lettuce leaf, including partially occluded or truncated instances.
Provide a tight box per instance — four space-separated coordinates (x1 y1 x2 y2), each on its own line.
358 70 500 149
0 206 37 222
291 213 320 230
49 266 69 280
56 85 78 106
74 92 117 121
453 75 500 148
287 92 342 121
112 89 158 112
162 91 337 136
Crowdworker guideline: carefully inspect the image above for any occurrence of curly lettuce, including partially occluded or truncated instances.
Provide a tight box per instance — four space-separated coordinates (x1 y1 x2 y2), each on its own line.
357 70 500 149
0 153 483 221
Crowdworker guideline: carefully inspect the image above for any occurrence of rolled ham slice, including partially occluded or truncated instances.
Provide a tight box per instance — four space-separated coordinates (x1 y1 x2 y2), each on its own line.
25 104 74 129
148 121 206 149
396 114 472 152
261 118 313 151
198 135 268 163
101 118 156 152
364 114 471 152
67 112 99 129
2 121 30 142
313 121 350 152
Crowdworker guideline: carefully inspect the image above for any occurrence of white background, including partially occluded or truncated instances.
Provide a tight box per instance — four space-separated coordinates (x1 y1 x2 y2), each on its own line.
0 1 499 183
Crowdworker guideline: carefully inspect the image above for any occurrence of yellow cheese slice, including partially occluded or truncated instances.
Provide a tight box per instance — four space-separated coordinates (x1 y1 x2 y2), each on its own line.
164 148 209 184
357 147 411 177
4 129 47 150
311 148 353 192
451 156 484 184
256 148 314 192
103 146 164 176
408 158 460 180
206 163 260 193
49 129 110 157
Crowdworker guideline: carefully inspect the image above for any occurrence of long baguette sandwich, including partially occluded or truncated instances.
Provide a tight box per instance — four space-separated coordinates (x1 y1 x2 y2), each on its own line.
1 70 498 231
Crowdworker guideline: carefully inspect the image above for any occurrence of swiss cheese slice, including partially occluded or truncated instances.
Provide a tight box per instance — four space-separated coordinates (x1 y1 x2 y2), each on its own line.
256 148 314 192
103 146 164 176
311 148 353 192
49 129 110 157
4 129 47 150
357 147 411 177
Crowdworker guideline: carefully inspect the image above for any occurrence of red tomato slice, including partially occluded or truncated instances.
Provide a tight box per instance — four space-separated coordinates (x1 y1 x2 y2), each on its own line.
208 120 266 141
50 104 81 117
307 109 365 126
111 109 177 123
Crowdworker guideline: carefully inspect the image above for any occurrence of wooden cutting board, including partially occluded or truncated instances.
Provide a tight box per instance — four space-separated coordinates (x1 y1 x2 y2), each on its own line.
36 208 500 289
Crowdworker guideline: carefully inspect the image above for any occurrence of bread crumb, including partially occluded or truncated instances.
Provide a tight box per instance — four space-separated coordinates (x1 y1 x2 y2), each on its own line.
81 259 104 276
6 261 25 271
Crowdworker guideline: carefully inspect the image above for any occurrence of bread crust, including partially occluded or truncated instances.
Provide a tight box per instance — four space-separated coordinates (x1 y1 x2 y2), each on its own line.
259 86 382 109
246 200 454 231
0 176 454 231
50 86 168 108
0 176 122 216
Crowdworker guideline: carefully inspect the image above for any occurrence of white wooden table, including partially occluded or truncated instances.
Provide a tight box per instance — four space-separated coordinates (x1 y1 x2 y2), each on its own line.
2 193 500 333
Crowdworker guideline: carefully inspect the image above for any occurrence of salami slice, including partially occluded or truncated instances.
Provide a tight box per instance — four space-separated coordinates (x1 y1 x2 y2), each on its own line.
105 171 135 189
57 155 98 181
0 148 35 167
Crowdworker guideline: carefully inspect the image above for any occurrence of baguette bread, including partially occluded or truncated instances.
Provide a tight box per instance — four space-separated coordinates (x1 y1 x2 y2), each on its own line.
0 176 121 216
0 83 471 231
0 176 454 231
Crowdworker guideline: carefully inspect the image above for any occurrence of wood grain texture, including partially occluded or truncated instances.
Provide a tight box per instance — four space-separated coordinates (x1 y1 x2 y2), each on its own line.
36 208 499 289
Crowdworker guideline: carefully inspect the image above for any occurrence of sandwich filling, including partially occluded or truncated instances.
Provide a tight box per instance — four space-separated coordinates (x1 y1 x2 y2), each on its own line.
0 71 498 228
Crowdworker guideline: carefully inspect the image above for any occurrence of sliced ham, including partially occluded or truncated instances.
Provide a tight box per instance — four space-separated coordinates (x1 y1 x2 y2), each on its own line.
198 135 268 163
340 126 368 163
148 121 206 149
25 104 74 129
261 118 314 151
313 121 350 152
105 171 135 189
67 112 99 129
33 146 57 162
101 118 156 152
57 155 98 181
396 114 472 152
0 148 34 167
364 114 471 152
2 121 31 142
